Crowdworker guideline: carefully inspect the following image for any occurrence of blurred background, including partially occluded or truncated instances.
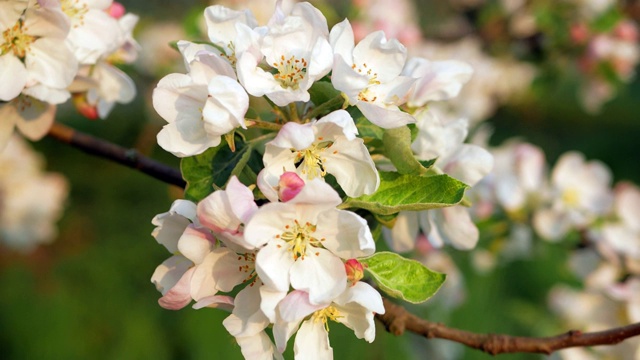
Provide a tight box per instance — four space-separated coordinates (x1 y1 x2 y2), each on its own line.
1 0 639 359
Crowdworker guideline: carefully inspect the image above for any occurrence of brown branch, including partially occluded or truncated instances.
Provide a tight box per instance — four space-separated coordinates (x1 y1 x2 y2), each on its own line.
47 122 186 188
377 297 640 355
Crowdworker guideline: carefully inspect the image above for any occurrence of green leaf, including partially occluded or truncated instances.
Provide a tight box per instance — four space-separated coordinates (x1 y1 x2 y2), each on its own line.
360 252 446 303
341 171 468 215
309 81 342 108
181 137 263 202
383 126 428 175
418 158 437 170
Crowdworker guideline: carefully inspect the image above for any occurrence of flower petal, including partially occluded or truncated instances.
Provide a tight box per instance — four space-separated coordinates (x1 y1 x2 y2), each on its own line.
290 247 347 305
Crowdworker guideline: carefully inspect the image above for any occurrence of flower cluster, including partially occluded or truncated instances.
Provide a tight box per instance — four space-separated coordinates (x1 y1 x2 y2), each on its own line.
0 135 68 252
0 0 139 150
150 1 476 358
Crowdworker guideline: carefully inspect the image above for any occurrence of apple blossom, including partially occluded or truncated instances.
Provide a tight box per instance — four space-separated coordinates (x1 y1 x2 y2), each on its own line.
401 57 473 107
272 283 385 358
257 109 379 200
153 47 249 157
330 18 416 128
236 1 333 106
244 179 375 305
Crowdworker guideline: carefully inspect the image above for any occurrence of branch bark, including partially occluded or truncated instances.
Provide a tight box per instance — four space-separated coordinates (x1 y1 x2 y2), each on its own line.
47 122 186 188
376 297 640 355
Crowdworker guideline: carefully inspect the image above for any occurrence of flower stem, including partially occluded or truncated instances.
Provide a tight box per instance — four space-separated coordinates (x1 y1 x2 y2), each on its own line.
303 94 347 121
246 118 283 131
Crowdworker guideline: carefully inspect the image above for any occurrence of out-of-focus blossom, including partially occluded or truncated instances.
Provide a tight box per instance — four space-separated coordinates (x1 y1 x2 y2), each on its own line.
598 182 640 267
0 135 68 252
533 152 612 241
349 0 422 47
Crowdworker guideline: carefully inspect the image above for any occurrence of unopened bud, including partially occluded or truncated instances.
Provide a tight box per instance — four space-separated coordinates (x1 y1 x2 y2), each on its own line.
108 2 126 19
72 93 99 120
278 172 304 202
345 259 364 287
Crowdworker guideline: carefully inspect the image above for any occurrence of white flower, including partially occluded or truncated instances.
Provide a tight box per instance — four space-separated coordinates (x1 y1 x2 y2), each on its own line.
0 97 56 150
203 4 258 64
0 2 77 102
244 179 375 304
533 152 612 241
272 283 385 358
258 110 379 200
599 182 640 261
153 47 249 157
330 19 415 128
236 1 333 106
0 135 68 252
401 57 473 107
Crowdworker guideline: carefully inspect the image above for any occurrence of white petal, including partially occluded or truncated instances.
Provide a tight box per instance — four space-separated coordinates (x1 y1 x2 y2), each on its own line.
26 37 77 89
0 55 27 101
13 100 56 141
177 225 215 264
255 239 295 292
404 58 473 106
270 121 316 150
294 319 333 360
432 207 479 250
235 332 280 360
190 51 236 81
315 209 375 258
202 76 248 136
157 122 219 157
442 144 493 187
0 104 17 151
157 267 194 310
323 137 379 197
329 19 354 63
533 208 571 241
357 101 415 129
290 248 347 305
223 284 269 337
243 202 298 249
152 73 207 124
259 286 288 323
383 211 419 253
21 84 70 104
352 31 406 82
151 200 196 253
150 255 192 295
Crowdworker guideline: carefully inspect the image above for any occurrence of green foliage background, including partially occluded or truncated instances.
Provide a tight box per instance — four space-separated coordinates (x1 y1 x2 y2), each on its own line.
0 1 639 359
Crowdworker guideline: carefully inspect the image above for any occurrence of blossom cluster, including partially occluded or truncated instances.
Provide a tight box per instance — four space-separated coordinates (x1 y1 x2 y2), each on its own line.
149 1 478 358
0 135 68 252
0 0 139 150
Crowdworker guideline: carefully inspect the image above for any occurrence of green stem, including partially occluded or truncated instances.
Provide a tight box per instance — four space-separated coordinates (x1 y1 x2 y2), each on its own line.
288 103 300 122
246 118 283 131
303 94 346 121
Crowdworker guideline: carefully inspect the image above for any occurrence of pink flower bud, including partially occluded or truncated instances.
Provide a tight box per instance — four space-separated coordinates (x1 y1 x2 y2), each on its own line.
108 2 126 19
614 21 638 42
72 94 99 120
278 172 305 202
570 23 590 45
345 259 364 287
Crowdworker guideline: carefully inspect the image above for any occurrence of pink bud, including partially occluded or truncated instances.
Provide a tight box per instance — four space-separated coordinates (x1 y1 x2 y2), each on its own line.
278 172 305 202
108 2 126 19
614 21 638 42
570 23 590 45
345 259 364 287
72 93 99 120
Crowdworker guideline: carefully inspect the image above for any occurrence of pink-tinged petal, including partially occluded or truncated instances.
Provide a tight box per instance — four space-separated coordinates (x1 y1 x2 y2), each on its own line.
26 38 77 89
14 100 56 141
157 267 195 310
192 295 234 311
443 144 493 187
156 122 220 157
383 211 419 253
258 149 298 202
290 248 347 305
278 172 305 202
190 247 247 300
353 31 406 82
151 255 192 295
177 225 215 264
432 207 479 250
294 319 333 360
323 137 379 197
315 209 375 259
151 200 196 253
226 176 258 223
533 208 571 241
270 121 316 150
197 187 242 234
329 19 355 63
255 239 295 292
176 40 220 70
235 332 281 360
356 101 415 129
278 290 323 322
259 286 288 323
223 284 270 337
244 203 298 248
0 55 27 101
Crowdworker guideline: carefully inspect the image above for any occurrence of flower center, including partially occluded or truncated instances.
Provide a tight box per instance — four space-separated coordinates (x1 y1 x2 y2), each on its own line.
352 63 381 102
312 306 342 332
279 220 325 260
272 55 307 90
221 41 237 66
61 0 90 27
236 252 257 284
293 139 333 180
1 20 36 58
562 188 580 207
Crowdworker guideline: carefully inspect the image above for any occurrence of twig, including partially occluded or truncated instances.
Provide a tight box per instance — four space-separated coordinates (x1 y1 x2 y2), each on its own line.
47 122 186 188
376 297 640 355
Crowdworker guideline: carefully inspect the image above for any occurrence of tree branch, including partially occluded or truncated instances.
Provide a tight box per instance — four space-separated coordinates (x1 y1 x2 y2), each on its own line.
376 297 640 355
47 122 186 188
